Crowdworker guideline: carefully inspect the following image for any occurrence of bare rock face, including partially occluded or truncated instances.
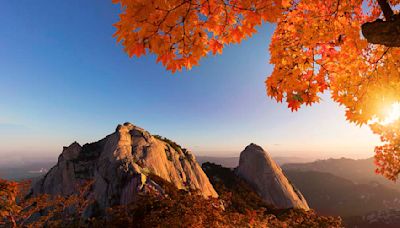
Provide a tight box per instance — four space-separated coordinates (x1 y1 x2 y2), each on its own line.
31 122 217 210
236 143 309 210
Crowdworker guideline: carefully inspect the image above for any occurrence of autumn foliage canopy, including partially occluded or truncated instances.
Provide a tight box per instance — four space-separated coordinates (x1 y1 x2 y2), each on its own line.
112 0 400 180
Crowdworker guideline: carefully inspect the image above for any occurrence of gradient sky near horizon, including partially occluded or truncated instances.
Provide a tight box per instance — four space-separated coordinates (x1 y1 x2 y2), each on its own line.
0 0 381 163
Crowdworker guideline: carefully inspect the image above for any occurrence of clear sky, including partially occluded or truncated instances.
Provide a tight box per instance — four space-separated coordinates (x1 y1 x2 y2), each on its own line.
0 0 381 163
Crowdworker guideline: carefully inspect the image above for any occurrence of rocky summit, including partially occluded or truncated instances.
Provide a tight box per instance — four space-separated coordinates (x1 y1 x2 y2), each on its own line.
31 122 218 212
236 143 309 210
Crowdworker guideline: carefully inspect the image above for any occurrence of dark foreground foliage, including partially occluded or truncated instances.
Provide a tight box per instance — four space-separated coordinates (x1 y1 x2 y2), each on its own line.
1 165 342 227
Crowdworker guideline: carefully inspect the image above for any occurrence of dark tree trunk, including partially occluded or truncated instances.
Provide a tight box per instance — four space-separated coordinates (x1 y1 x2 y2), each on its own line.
377 0 394 20
361 0 400 47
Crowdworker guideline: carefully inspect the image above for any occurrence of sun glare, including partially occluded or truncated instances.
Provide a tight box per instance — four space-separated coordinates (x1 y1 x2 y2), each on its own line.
380 103 400 125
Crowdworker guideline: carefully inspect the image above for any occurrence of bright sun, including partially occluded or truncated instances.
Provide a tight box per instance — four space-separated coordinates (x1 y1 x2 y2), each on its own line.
380 103 400 125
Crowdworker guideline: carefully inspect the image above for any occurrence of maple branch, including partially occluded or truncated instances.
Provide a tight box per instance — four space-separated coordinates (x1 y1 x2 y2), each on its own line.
181 0 194 55
373 47 390 65
331 0 341 16
352 47 390 109
377 0 394 21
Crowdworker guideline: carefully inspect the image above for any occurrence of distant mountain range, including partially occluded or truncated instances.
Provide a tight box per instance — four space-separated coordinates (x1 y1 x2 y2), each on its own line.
345 209 400 228
196 155 313 168
0 161 53 180
282 157 400 191
284 170 400 217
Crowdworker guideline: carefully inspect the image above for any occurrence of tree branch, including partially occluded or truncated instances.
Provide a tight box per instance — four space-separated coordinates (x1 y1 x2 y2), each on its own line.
377 0 394 21
361 1 400 47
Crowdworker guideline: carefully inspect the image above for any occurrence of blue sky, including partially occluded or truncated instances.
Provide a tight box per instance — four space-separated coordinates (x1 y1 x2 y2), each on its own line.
0 0 380 162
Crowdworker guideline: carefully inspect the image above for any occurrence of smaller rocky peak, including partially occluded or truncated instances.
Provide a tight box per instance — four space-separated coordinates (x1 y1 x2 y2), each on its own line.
61 142 82 161
239 143 275 172
247 142 262 148
243 143 265 154
236 143 309 210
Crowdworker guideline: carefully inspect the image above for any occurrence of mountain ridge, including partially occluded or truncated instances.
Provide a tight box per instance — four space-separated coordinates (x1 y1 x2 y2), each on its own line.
30 122 218 214
283 157 400 191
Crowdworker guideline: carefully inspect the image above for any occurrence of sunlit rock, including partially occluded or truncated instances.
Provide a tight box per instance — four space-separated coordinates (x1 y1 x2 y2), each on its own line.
236 143 309 210
31 122 218 211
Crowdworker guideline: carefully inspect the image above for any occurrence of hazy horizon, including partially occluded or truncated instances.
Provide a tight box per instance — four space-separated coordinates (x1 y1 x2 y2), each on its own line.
0 144 377 169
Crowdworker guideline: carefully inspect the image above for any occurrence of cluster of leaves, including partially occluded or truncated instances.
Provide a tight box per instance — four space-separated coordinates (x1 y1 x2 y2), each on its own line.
113 0 400 180
105 190 227 227
268 0 388 112
371 120 400 180
0 179 93 227
105 191 338 228
0 179 20 227
112 0 283 72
